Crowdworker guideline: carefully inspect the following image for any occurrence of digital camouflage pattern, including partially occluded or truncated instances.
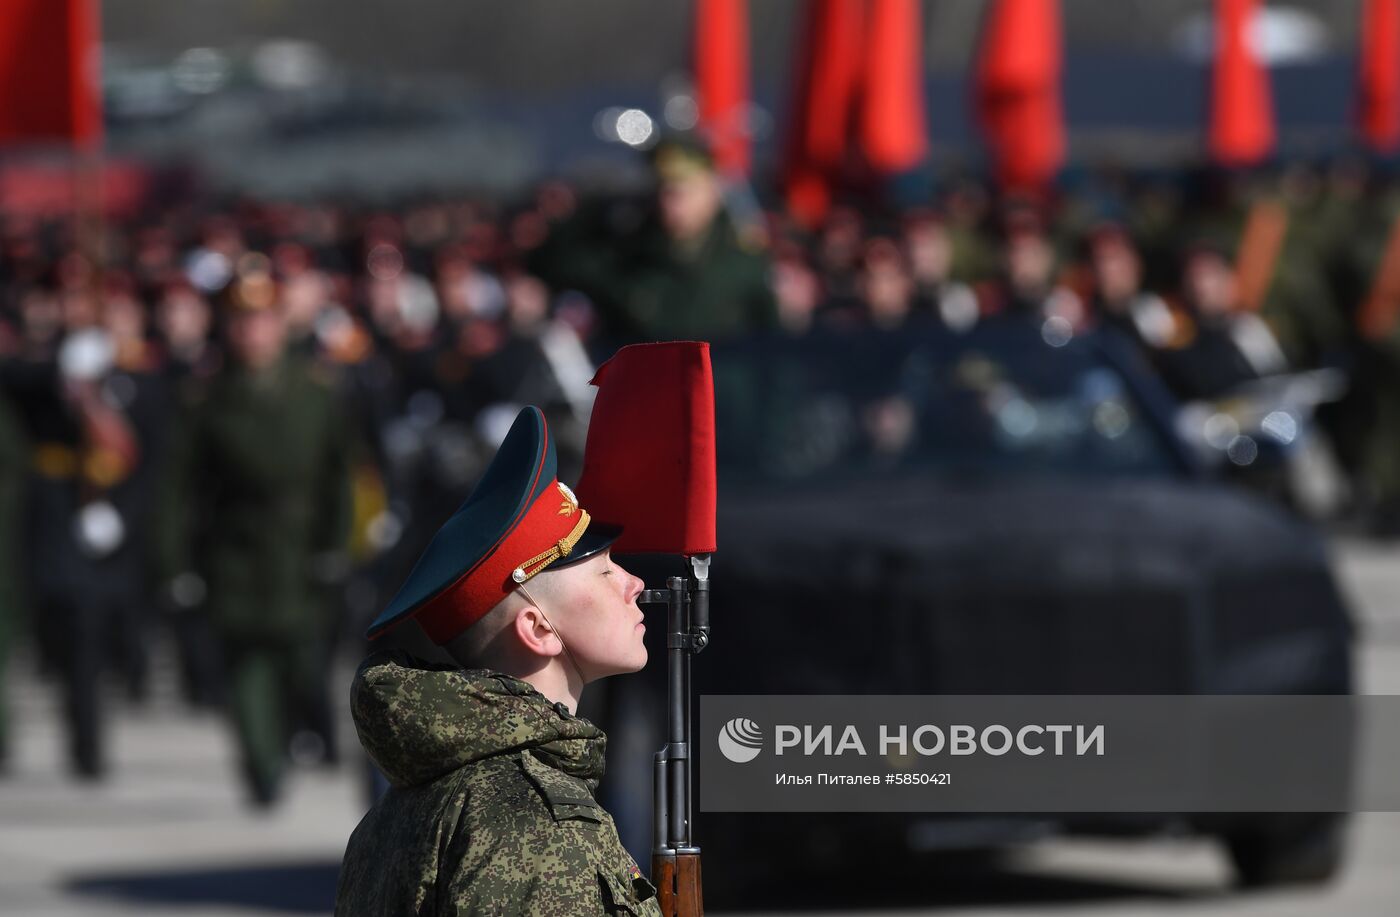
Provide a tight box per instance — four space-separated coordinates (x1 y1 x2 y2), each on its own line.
335 652 662 916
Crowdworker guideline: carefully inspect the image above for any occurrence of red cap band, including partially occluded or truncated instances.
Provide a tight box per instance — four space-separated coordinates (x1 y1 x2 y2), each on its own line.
415 478 586 644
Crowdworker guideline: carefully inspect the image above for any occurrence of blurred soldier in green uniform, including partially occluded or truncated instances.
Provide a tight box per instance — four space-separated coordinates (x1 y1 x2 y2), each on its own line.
156 266 351 805
1339 174 1400 531
1174 167 1344 370
532 137 777 343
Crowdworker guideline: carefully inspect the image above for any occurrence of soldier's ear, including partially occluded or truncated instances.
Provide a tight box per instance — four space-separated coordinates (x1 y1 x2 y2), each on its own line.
513 603 564 659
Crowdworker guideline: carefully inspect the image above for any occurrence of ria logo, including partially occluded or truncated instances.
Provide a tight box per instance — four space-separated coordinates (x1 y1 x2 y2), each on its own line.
718 718 763 763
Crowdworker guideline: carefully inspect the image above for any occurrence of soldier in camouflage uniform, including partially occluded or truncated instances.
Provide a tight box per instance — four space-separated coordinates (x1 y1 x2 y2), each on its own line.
336 656 659 915
336 406 661 916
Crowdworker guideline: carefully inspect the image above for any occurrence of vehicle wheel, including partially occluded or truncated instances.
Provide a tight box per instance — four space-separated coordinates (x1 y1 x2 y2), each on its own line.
1222 814 1348 888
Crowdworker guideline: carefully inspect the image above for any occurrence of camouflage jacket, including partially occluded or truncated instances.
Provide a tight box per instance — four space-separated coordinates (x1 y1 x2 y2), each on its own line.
335 652 662 916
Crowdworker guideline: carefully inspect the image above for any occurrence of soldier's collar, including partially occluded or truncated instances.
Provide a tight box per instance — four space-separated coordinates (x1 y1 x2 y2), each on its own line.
477 668 580 720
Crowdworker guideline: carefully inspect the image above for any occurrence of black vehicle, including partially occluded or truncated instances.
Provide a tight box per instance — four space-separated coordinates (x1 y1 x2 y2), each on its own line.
601 319 1354 900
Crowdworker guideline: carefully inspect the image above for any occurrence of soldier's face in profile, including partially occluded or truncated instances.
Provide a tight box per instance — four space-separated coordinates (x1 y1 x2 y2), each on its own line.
545 549 648 681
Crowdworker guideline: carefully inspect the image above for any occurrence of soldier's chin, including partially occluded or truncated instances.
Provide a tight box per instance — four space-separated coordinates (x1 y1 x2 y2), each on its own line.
593 649 647 678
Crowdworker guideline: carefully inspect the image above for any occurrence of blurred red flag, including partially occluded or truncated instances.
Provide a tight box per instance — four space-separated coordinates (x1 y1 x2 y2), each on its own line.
974 0 1065 191
1359 0 1400 152
0 0 103 146
783 0 929 225
783 0 865 225
860 0 929 173
1209 0 1274 166
576 342 717 556
695 0 751 176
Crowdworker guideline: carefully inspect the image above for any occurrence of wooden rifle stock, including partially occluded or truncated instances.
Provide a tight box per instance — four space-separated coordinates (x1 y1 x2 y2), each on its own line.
651 851 703 917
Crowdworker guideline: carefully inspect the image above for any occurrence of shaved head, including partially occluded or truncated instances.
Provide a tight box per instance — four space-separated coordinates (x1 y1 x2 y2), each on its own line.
443 569 560 670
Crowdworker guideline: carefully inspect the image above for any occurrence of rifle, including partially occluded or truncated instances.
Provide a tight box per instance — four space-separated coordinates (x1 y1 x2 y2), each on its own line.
573 340 717 917
643 556 710 917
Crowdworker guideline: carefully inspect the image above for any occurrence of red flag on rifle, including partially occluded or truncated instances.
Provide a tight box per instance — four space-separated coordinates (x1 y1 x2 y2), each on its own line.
576 342 717 557
0 0 103 146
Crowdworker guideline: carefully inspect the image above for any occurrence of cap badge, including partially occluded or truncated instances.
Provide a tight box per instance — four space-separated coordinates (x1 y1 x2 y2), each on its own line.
557 482 579 516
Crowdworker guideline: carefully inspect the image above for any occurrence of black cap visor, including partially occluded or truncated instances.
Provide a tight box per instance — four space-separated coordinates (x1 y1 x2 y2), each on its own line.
549 522 623 570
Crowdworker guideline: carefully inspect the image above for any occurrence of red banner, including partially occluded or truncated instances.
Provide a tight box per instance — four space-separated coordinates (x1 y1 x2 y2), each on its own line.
695 0 751 176
974 0 1065 191
1359 0 1400 152
860 0 929 173
1209 0 1274 166
0 0 103 147
783 0 863 224
783 0 929 225
0 160 149 217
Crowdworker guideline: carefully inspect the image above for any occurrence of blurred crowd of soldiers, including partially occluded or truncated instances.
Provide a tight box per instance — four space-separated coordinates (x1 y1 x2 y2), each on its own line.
1 140 1399 803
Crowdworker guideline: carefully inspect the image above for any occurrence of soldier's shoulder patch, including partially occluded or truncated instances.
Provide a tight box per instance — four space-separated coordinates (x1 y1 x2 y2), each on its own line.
519 752 601 824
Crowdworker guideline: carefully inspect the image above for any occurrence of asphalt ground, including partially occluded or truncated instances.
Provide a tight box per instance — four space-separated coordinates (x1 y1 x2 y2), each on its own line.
0 536 1397 916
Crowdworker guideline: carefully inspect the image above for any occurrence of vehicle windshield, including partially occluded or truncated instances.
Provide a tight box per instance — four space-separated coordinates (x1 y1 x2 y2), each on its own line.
712 321 1183 485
